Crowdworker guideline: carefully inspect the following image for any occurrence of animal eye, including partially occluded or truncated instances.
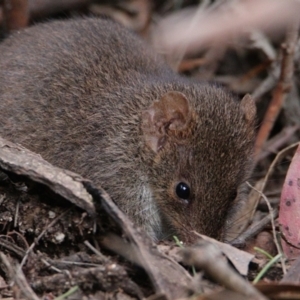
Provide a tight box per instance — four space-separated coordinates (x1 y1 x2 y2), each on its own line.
176 182 190 200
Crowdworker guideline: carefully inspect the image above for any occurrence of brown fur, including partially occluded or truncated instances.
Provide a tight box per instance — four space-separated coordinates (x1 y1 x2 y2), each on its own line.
0 18 256 242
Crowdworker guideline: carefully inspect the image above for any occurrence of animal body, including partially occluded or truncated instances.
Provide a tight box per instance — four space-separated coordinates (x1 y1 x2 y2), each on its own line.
0 18 256 242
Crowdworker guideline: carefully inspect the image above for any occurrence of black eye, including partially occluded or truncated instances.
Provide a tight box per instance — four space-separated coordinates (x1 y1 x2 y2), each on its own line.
176 182 190 199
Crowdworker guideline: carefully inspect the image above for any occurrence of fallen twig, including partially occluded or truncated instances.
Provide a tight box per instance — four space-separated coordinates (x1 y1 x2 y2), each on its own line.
0 252 40 300
247 183 286 274
230 208 278 248
255 21 299 160
181 240 267 300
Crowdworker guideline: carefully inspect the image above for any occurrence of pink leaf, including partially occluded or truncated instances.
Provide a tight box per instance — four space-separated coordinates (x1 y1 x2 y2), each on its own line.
279 144 300 259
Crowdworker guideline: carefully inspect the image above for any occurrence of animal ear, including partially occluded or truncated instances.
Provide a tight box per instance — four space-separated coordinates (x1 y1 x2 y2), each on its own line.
142 91 190 153
240 94 256 122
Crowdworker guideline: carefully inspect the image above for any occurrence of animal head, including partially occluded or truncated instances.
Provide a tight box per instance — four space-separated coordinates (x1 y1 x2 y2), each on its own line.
142 87 256 243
